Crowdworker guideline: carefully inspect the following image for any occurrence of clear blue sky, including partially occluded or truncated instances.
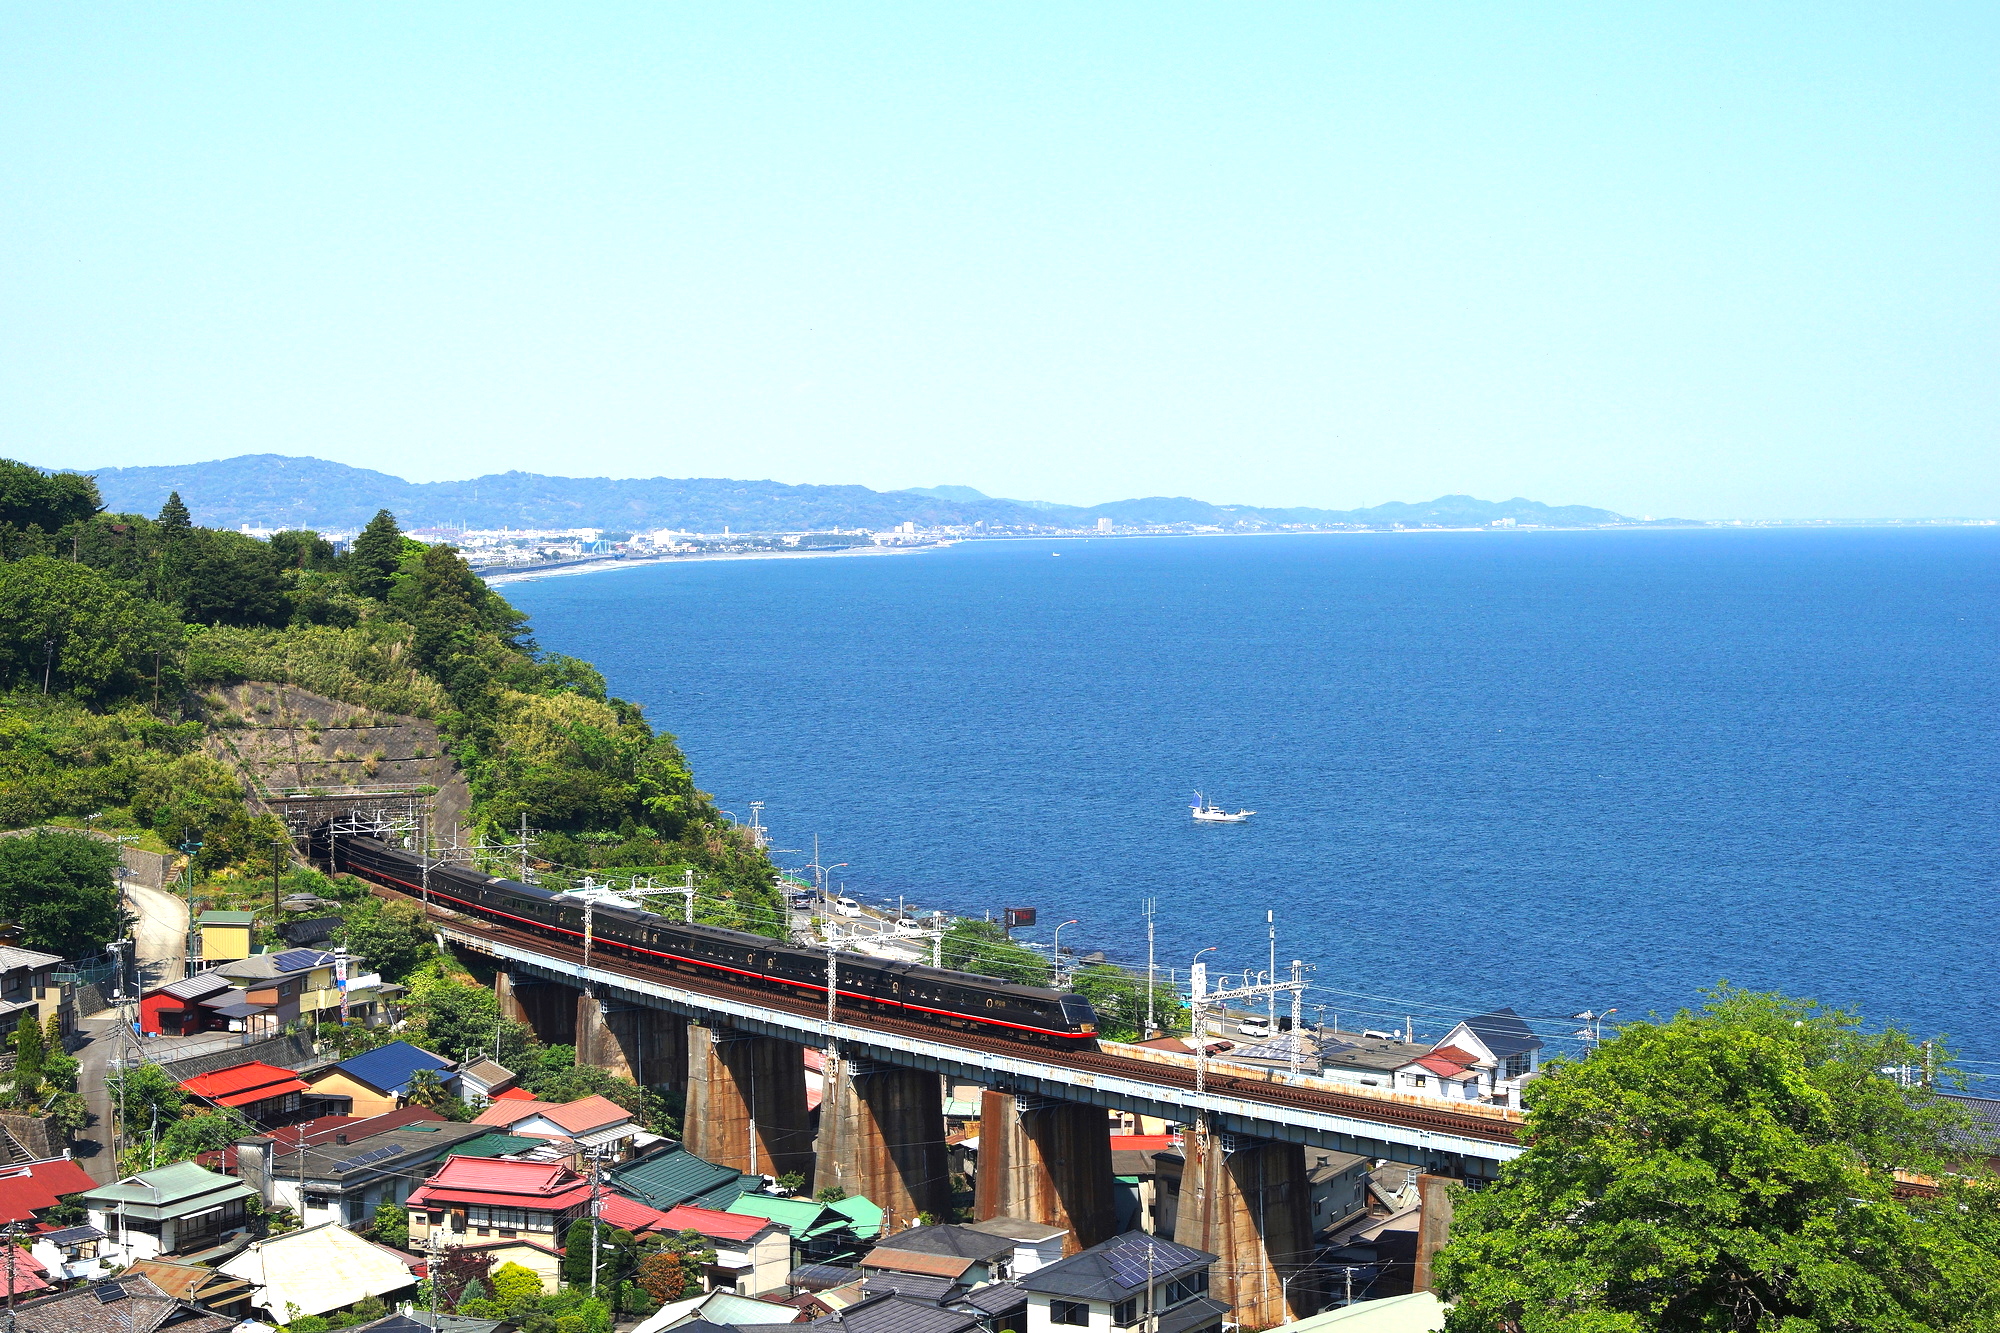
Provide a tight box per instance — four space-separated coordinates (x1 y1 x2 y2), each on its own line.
3 5 1993 518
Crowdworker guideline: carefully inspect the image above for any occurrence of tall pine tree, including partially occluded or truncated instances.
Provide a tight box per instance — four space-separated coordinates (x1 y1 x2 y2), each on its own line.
348 509 403 600
156 492 192 537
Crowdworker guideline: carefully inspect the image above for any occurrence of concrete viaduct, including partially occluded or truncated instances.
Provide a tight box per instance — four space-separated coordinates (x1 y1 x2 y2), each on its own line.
430 906 1523 1326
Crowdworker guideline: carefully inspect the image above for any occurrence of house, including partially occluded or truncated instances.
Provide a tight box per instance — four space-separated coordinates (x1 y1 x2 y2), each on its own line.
963 1216 1068 1277
469 1095 640 1160
139 974 236 1037
218 1221 420 1320
951 1280 1031 1333
1316 1031 1437 1094
863 1223 1015 1284
1276 1291 1448 1332
1108 1137 1172 1238
237 1110 498 1228
195 911 255 963
1013 1233 1225 1333
306 1041 456 1118
83 1161 258 1265
0 946 67 1037
651 1204 792 1296
630 1290 806 1333
454 1060 519 1105
1390 1047 1482 1102
0 1156 101 1229
31 1225 111 1285
803 1293 978 1333
0 1242 52 1298
119 1260 256 1318
609 1143 755 1213
1429 1010 1545 1107
1307 1151 1374 1235
8 1272 236 1333
179 1061 312 1126
405 1157 599 1288
726 1195 871 1267
211 949 341 1028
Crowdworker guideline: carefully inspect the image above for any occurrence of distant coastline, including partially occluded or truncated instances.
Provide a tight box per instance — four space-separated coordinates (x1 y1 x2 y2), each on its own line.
480 540 948 585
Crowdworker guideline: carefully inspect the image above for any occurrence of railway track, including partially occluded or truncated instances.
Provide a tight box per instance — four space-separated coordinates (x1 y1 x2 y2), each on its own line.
393 888 1524 1148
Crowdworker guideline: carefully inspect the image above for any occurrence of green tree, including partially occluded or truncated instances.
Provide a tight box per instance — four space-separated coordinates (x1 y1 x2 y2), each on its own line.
336 897 438 983
9 1013 45 1097
1067 963 1187 1040
156 492 192 536
0 558 182 701
560 1220 640 1290
939 919 1049 985
368 1201 409 1249
402 1067 460 1116
171 528 289 627
1436 987 2000 1332
0 460 101 536
402 967 537 1069
348 510 405 601
269 530 337 571
0 828 121 956
489 1261 545 1308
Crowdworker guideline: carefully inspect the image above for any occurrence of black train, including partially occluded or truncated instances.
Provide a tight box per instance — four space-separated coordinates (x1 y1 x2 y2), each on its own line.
330 833 1099 1047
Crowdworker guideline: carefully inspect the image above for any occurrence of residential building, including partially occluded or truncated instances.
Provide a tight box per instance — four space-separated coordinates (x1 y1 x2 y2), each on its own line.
195 912 255 963
725 1195 872 1267
117 1261 254 1318
963 1217 1067 1278
1013 1233 1225 1333
802 1294 978 1333
1316 1031 1436 1093
218 1221 420 1320
609 1143 754 1212
31 1226 112 1285
1429 1010 1545 1107
8 1272 236 1333
83 1162 258 1265
0 946 66 1036
863 1223 1014 1284
469 1094 640 1159
306 1041 456 1118
454 1060 518 1105
238 1110 497 1228
179 1061 311 1126
951 1279 1032 1333
139 974 236 1038
651 1204 792 1296
1307 1150 1374 1235
211 949 341 1028
0 1156 100 1229
405 1157 596 1267
1108 1136 1171 1237
1390 1047 1482 1102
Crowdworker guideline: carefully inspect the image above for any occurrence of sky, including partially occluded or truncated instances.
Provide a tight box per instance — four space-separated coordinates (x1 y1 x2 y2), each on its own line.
2 5 1994 519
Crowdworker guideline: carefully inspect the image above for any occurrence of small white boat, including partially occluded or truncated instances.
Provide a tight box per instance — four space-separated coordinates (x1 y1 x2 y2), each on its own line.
1191 791 1255 823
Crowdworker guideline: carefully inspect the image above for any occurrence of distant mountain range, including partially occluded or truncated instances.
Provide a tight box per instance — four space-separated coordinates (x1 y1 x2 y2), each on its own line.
61 454 1692 532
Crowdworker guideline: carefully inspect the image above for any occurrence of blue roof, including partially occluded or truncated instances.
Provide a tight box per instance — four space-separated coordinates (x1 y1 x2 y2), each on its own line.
336 1040 453 1094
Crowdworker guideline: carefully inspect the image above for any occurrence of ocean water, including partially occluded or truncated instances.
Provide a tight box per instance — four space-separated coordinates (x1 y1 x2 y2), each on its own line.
503 528 2000 1068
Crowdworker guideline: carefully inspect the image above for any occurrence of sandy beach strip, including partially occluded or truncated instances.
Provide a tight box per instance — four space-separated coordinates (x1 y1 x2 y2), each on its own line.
480 541 949 586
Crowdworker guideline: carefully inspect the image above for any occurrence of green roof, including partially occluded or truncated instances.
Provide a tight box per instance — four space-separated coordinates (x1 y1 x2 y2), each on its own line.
825 1194 882 1239
692 1174 756 1211
85 1160 256 1218
445 1133 546 1159
198 911 256 925
608 1146 742 1210
726 1194 853 1239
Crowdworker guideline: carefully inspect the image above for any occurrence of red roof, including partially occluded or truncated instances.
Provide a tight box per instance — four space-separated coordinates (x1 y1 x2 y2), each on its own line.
180 1061 305 1103
1412 1044 1479 1078
0 1159 99 1223
1109 1135 1175 1152
595 1194 676 1234
537 1095 633 1135
407 1156 595 1211
656 1204 771 1243
493 1086 538 1101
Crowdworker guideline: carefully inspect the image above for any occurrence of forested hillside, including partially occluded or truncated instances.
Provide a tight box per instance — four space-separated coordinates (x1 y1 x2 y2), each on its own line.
0 458 784 938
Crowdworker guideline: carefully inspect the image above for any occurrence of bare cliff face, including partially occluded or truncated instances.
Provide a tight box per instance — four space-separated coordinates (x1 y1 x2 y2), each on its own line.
193 681 473 838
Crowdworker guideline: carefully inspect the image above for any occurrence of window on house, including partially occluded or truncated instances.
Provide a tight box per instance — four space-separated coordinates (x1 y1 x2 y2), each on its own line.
1164 1273 1208 1307
1464 1081 1479 1097
468 1206 530 1231
1051 1301 1091 1326
1503 1052 1530 1080
1409 1074 1426 1087
1112 1300 1138 1326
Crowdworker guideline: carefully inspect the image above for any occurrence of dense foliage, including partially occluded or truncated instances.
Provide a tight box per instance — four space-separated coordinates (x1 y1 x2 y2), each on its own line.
0 460 785 940
1435 987 2000 1332
0 829 123 956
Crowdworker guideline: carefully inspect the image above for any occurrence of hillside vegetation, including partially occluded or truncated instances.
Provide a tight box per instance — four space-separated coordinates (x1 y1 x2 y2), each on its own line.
0 458 785 936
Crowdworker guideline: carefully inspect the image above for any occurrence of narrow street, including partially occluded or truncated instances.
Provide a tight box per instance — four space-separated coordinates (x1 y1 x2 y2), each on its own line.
73 880 191 1182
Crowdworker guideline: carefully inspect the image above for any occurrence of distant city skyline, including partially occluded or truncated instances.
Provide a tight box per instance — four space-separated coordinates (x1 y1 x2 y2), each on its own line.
4 6 1993 519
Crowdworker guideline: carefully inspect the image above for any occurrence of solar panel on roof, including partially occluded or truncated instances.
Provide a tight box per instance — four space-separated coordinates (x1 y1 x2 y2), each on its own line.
93 1284 129 1304
1102 1237 1202 1289
273 948 328 972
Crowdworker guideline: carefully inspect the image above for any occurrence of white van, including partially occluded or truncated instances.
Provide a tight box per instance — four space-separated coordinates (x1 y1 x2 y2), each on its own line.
1237 1017 1272 1039
834 897 863 918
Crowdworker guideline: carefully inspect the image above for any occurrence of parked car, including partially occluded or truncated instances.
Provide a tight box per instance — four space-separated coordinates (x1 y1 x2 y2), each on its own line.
1237 1017 1272 1038
834 897 863 917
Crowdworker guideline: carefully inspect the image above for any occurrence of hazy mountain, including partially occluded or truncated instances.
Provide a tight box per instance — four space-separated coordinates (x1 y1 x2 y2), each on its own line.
69 454 1673 532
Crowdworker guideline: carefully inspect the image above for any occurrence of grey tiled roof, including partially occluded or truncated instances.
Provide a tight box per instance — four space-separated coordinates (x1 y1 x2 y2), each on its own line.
1015 1233 1214 1302
872 1224 1013 1263
860 1273 958 1303
1461 1008 1542 1057
12 1275 235 1333
807 1295 978 1333
951 1283 1029 1316
1153 1297 1229 1333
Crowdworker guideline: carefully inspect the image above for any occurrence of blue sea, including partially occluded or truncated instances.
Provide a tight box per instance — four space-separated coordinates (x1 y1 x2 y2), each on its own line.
504 528 2000 1071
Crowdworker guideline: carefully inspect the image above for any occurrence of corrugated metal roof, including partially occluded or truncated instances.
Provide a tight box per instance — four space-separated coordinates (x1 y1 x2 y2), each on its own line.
334 1041 453 1095
610 1146 742 1210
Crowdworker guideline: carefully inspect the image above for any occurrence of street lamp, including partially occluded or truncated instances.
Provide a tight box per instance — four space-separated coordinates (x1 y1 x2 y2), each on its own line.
1050 919 1079 989
1571 1008 1619 1047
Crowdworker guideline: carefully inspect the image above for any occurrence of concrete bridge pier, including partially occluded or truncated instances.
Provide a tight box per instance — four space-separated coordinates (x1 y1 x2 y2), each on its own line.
684 1023 814 1184
973 1089 1118 1254
1173 1124 1318 1326
818 1055 949 1229
495 969 579 1046
575 993 689 1090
